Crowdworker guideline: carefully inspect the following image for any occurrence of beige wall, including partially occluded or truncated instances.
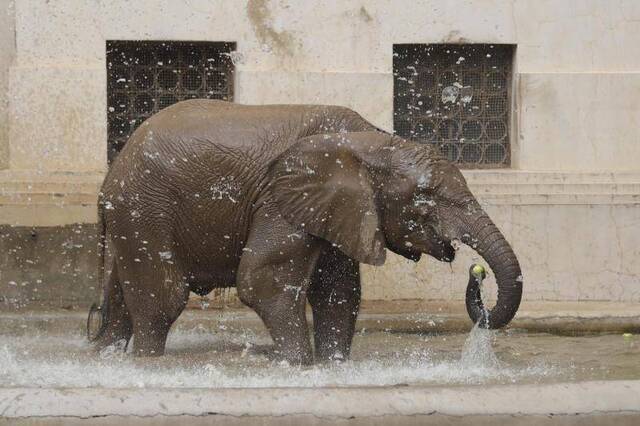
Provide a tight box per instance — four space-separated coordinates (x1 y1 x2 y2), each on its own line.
517 73 640 171
363 171 640 302
1 0 639 302
0 0 15 170
7 0 640 172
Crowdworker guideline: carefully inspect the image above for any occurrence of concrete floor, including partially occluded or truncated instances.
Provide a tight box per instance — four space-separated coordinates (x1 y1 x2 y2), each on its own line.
5 414 640 426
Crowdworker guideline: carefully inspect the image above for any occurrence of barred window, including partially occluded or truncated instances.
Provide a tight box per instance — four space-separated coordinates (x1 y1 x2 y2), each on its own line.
106 41 235 162
393 44 514 167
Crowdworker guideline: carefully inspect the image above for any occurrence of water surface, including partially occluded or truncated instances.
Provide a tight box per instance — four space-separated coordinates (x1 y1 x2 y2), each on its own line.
1 321 638 388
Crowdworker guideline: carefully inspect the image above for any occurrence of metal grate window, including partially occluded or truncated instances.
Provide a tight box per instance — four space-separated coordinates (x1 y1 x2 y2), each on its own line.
106 41 235 162
393 44 514 167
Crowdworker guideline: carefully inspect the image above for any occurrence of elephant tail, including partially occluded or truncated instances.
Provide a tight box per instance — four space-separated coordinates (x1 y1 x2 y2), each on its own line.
87 256 127 346
87 195 109 342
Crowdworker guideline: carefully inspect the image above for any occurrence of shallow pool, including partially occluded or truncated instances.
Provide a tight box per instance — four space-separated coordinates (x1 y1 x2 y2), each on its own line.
1 314 638 389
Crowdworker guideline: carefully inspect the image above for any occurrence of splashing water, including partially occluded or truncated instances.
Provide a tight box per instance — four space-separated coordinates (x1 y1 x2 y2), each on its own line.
98 339 128 361
0 325 571 389
461 324 500 369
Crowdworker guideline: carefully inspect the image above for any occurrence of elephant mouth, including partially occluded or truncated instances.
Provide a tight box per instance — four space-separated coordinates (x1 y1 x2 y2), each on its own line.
387 241 423 262
440 242 456 262
387 239 456 263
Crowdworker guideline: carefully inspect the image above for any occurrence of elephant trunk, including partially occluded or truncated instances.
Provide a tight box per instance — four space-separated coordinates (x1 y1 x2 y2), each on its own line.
460 214 522 329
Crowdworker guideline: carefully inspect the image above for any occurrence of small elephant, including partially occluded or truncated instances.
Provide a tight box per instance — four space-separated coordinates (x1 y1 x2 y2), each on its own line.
89 100 522 364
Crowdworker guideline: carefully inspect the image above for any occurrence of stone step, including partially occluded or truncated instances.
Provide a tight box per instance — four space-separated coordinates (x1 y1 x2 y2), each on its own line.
470 182 640 194
1 172 639 208
0 193 97 205
463 170 640 185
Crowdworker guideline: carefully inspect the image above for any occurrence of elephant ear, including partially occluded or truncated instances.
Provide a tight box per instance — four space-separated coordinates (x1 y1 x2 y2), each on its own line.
269 135 386 266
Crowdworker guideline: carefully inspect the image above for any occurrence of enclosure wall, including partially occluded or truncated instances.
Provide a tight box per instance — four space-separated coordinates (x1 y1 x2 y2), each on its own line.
0 0 639 305
0 0 15 170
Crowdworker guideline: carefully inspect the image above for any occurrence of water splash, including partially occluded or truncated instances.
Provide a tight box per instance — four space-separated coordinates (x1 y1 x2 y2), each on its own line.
0 328 564 389
460 324 500 369
98 339 128 360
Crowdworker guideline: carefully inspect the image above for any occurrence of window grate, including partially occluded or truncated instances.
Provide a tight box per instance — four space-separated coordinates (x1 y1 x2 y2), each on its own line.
106 41 236 162
393 44 514 167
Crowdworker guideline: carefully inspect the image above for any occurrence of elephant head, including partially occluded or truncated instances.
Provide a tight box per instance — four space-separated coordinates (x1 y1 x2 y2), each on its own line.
269 131 522 329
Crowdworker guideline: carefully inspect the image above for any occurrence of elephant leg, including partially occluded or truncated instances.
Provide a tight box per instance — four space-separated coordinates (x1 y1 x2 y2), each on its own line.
120 263 190 357
237 207 322 365
308 247 361 362
93 261 133 351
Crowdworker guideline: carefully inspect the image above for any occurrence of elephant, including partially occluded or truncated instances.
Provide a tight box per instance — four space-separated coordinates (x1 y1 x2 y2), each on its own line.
89 99 522 364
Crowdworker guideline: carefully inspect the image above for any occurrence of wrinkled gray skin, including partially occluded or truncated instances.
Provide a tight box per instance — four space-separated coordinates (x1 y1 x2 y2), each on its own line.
92 100 522 364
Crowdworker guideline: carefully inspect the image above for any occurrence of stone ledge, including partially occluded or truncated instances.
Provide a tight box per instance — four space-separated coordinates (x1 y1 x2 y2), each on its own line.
0 170 103 193
475 193 640 205
463 170 640 183
1 170 639 225
465 170 640 205
1 381 639 420
3 301 639 335
0 171 102 225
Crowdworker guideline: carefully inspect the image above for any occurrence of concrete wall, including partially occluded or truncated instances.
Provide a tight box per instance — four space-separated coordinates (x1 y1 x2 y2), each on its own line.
0 0 15 170
0 224 100 307
0 0 639 304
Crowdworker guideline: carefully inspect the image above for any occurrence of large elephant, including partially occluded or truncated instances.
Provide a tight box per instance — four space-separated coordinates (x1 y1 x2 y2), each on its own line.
90 99 522 364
